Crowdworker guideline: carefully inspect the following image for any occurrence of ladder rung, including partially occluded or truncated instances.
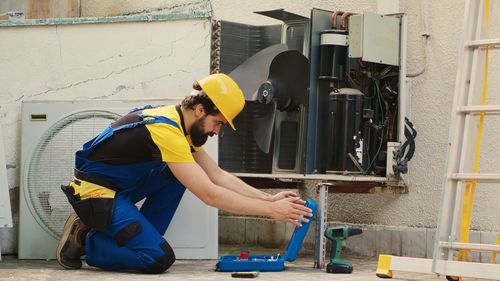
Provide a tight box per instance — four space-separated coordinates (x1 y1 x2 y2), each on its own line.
450 173 500 183
439 241 500 252
458 105 500 115
467 38 500 48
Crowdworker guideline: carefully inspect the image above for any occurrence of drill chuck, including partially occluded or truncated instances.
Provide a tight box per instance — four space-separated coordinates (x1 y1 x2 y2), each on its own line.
347 227 363 237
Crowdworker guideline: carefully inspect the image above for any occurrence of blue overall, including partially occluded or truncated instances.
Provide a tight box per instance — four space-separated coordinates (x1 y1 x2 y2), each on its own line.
75 107 186 272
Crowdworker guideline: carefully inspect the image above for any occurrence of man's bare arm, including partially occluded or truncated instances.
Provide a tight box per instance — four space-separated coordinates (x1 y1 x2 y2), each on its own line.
167 161 311 226
193 149 281 201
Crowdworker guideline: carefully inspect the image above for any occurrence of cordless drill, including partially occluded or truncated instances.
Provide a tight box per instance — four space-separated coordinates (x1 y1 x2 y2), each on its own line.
324 226 363 273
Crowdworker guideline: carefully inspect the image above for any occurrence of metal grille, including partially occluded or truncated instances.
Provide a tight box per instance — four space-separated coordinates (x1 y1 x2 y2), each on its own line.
212 20 281 74
219 102 273 173
25 110 119 239
214 20 281 173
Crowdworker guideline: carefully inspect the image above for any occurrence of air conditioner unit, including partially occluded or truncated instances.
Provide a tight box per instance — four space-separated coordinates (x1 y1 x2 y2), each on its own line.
19 99 218 259
213 15 310 175
214 9 412 182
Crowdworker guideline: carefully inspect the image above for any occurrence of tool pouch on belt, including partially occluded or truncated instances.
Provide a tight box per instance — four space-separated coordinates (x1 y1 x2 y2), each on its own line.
61 172 117 232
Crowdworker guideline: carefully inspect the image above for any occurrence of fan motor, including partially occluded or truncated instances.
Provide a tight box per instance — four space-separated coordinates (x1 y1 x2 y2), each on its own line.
257 81 275 105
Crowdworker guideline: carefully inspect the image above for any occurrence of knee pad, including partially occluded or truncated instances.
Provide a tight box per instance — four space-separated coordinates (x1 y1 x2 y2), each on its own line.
114 221 142 247
141 242 176 274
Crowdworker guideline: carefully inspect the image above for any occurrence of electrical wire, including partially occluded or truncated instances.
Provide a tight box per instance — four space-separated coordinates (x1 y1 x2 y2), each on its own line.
365 78 386 173
407 0 430 78
345 65 395 174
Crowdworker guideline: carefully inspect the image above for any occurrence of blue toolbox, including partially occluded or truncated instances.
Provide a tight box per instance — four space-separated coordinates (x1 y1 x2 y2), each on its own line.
216 198 318 272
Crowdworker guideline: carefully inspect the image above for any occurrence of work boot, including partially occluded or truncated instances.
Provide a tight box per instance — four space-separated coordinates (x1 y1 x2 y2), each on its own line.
56 213 90 269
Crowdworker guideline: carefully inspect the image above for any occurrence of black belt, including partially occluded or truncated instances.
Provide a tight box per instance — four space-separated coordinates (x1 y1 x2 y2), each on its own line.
74 168 119 192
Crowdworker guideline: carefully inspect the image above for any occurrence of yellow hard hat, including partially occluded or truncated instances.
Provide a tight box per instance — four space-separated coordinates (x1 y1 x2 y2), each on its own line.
197 73 245 130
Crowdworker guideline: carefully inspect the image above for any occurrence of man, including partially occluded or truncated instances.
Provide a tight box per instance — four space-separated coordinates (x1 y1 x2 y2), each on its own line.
56 73 312 273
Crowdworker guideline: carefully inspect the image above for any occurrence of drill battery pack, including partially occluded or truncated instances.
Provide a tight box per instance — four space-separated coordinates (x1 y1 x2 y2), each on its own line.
216 198 317 272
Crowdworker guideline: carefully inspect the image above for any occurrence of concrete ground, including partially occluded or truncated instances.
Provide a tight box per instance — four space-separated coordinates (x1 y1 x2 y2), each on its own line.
0 254 449 281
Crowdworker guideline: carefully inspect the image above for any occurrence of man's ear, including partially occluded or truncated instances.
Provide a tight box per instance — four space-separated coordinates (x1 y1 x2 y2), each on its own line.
194 104 205 117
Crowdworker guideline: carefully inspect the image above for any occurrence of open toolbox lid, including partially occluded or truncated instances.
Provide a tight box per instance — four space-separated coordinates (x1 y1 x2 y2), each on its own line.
281 198 318 262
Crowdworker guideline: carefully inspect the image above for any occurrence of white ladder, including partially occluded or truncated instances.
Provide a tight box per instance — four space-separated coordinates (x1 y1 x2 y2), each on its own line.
376 0 500 279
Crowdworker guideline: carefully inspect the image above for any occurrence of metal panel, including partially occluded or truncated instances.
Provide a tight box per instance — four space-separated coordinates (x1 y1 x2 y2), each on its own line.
255 9 310 55
398 14 409 154
348 15 363 58
254 10 310 174
254 9 308 22
362 13 400 66
272 108 306 173
307 8 335 174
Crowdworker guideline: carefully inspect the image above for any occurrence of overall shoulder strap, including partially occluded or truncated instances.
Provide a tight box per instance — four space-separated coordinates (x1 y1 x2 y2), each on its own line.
88 112 179 148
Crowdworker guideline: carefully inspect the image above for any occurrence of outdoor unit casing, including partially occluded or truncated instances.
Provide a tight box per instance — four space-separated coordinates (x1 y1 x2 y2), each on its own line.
19 100 218 259
214 16 309 175
214 9 409 183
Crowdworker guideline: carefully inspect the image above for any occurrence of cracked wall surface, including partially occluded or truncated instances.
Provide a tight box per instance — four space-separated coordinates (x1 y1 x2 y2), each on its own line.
209 0 500 232
0 17 211 254
1 0 500 256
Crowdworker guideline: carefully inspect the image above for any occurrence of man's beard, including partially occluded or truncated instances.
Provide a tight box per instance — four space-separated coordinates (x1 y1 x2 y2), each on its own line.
189 115 209 147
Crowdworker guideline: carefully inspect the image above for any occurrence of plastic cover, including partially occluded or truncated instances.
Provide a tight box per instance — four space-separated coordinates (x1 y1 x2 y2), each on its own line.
283 198 318 261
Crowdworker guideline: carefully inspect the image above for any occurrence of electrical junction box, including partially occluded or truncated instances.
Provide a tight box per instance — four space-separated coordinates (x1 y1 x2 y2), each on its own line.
348 13 400 66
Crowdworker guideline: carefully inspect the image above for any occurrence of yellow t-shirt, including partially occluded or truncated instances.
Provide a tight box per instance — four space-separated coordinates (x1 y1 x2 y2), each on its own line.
143 105 203 163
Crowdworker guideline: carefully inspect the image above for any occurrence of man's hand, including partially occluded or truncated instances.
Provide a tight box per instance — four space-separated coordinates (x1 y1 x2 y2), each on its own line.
269 197 313 227
269 191 306 205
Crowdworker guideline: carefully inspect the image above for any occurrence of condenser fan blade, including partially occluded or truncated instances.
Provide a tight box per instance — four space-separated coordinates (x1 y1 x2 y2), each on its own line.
229 44 288 101
253 102 277 154
267 50 310 109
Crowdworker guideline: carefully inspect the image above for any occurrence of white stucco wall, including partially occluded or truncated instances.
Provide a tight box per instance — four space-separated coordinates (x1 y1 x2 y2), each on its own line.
0 18 211 170
0 13 212 253
327 0 500 231
210 0 500 232
1 0 499 255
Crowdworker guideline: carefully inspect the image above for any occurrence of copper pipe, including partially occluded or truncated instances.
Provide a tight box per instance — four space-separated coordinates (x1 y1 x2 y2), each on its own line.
331 11 358 30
